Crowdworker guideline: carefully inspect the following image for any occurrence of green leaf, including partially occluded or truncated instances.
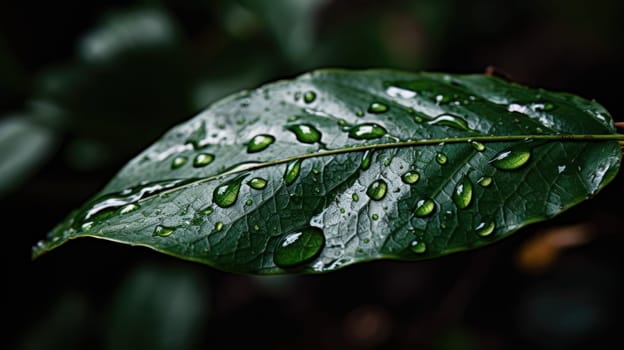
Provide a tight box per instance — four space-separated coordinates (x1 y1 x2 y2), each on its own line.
32 69 623 274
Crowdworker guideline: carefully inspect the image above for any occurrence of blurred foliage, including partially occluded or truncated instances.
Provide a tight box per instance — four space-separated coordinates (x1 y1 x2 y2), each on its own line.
3 0 624 349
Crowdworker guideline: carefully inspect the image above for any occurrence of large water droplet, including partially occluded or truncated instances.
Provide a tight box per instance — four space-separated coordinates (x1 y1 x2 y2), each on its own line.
366 179 388 201
153 225 175 237
428 114 470 131
247 134 275 153
284 160 301 185
213 174 246 208
490 148 531 170
303 91 316 103
273 227 325 268
475 221 495 237
193 153 215 167
410 240 427 254
287 124 322 144
401 171 420 184
360 150 374 170
414 198 436 217
348 123 387 140
453 177 473 209
248 177 267 190
436 153 448 165
171 156 187 169
478 176 493 187
368 102 388 114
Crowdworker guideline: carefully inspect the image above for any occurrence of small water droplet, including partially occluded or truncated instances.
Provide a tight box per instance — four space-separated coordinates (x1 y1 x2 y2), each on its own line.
287 124 322 143
247 134 275 153
401 171 420 184
428 114 470 131
372 213 379 220
193 153 215 167
303 91 316 103
340 208 346 214
410 240 427 254
368 102 388 114
436 153 448 165
248 177 267 190
453 177 473 209
414 198 436 217
356 110 364 117
543 103 555 111
352 193 359 202
471 141 485 151
490 148 531 170
213 174 246 208
284 160 301 185
171 156 187 169
477 176 493 187
557 165 566 174
254 224 260 231
348 123 387 140
312 168 320 175
386 86 417 98
153 225 175 237
435 94 451 104
201 207 214 216
337 119 347 127
245 199 253 206
81 222 94 231
215 222 224 232
287 115 299 122
366 179 388 201
360 150 374 170
273 227 325 268
120 204 140 214
475 221 495 237
363 238 370 244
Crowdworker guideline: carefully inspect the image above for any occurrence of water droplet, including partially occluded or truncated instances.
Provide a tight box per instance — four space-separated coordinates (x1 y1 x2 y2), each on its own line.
213 174 246 208
340 208 346 214
490 148 531 170
287 124 322 143
410 240 427 254
193 153 215 167
215 222 224 232
543 103 555 111
401 171 420 184
245 199 253 206
366 179 388 201
248 177 267 190
81 222 94 231
120 204 140 214
414 198 436 217
363 238 370 244
284 160 301 185
352 193 360 202
303 91 316 103
475 221 495 237
372 213 379 220
171 156 187 169
436 153 448 165
428 114 470 131
477 176 493 187
453 177 473 209
201 207 214 216
287 115 299 122
436 94 451 104
337 119 347 127
153 225 175 237
368 102 388 114
557 165 566 174
355 110 364 117
360 150 374 170
247 134 275 153
312 168 320 175
273 227 325 268
471 141 485 152
253 224 260 231
348 123 387 140
385 86 417 99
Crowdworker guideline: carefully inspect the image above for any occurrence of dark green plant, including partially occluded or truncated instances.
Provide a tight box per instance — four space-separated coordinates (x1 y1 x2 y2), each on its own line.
32 69 623 274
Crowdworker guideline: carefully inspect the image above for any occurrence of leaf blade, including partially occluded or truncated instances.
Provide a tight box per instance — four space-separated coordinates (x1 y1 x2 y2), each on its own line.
33 69 622 274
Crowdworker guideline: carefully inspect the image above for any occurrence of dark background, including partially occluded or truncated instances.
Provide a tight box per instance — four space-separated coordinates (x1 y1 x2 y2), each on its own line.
2 1 624 349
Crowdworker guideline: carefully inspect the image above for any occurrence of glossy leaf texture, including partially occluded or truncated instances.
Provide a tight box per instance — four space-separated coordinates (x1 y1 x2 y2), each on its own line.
32 69 622 274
